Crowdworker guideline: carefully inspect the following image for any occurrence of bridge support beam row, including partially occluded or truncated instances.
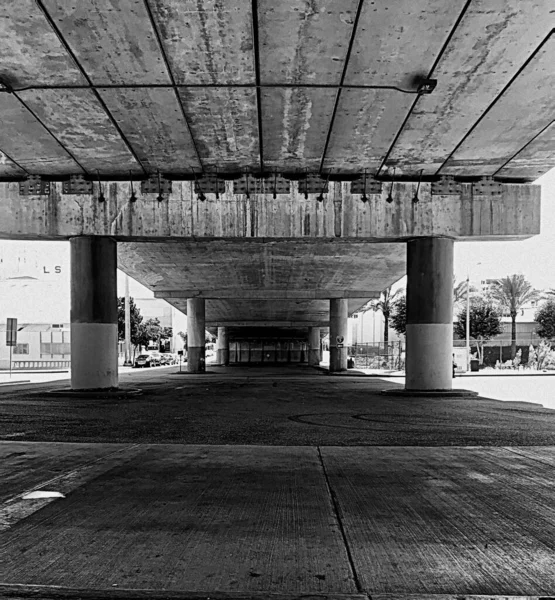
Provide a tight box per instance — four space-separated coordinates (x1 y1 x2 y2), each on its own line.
68 236 453 390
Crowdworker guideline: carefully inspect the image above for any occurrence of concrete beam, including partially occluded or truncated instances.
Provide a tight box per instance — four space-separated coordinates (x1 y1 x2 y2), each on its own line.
0 181 540 242
205 321 329 328
154 290 380 300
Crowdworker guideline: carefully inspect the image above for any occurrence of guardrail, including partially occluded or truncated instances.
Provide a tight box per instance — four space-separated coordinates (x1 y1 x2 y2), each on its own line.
12 360 71 370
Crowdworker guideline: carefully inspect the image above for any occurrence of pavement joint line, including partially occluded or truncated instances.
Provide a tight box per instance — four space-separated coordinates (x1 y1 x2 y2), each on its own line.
316 446 364 594
502 445 555 468
0 443 143 531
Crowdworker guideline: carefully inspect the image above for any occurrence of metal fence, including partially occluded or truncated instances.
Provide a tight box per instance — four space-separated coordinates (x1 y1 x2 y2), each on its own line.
348 342 405 370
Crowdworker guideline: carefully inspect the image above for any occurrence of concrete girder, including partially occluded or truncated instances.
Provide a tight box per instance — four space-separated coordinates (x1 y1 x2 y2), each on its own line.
205 321 329 328
154 290 381 300
0 181 540 241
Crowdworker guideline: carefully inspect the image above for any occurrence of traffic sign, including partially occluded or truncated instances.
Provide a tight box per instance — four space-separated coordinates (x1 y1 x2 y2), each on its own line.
6 318 17 347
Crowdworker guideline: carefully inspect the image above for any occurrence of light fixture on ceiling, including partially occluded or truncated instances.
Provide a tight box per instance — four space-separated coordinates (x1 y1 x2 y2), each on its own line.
156 171 163 202
361 170 368 203
97 171 105 203
0 77 13 93
129 172 137 202
413 169 423 204
417 78 437 94
245 172 250 199
192 167 206 201
316 172 329 202
386 167 395 203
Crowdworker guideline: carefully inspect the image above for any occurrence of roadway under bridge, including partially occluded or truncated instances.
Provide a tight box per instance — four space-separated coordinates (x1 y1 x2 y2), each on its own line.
0 1 553 389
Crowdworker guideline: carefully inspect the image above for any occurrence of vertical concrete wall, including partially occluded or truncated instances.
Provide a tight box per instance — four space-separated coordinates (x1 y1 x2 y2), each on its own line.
216 326 229 365
70 236 118 389
329 299 348 372
308 327 321 366
187 298 205 373
405 237 454 390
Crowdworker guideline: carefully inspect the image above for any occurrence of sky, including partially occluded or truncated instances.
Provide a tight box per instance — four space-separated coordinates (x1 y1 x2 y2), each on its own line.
0 168 554 317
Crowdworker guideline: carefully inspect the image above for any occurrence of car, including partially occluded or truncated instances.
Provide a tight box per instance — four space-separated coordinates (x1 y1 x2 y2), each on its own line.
159 354 176 365
133 354 161 368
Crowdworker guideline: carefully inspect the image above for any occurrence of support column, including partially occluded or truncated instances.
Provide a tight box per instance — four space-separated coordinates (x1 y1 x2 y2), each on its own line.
308 327 321 366
187 298 205 373
329 299 348 372
406 237 454 390
70 237 118 390
216 326 229 365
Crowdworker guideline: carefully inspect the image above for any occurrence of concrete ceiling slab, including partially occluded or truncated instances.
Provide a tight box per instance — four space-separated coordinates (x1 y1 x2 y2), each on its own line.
0 0 86 88
98 87 202 173
149 0 255 85
18 89 142 175
41 0 170 85
0 151 27 179
178 88 259 170
497 121 555 181
387 0 555 176
165 298 367 323
118 239 405 323
0 94 82 175
259 0 358 84
344 0 465 89
261 88 336 171
441 33 555 176
0 0 554 180
323 89 414 173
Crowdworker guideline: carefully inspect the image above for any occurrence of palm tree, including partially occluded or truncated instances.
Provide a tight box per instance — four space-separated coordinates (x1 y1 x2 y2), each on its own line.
489 274 538 359
453 277 477 309
359 287 402 346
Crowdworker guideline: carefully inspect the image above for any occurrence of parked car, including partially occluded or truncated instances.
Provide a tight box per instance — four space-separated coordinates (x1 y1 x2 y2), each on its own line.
134 353 161 368
159 353 176 365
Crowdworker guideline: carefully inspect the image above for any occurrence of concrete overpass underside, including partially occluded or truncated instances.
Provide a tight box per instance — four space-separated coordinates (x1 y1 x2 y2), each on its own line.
0 1 553 388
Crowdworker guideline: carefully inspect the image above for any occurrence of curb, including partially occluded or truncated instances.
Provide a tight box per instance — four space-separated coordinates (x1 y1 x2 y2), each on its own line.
46 387 142 398
381 388 479 397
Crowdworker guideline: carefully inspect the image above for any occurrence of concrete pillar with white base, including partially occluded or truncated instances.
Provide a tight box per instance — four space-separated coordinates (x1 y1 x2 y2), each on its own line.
70 236 118 390
329 299 348 372
308 327 321 366
187 298 206 373
216 326 229 365
405 237 454 390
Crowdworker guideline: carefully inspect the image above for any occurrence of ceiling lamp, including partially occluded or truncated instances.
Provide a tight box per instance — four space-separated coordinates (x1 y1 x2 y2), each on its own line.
97 171 105 203
417 78 437 94
129 172 137 202
386 167 395 204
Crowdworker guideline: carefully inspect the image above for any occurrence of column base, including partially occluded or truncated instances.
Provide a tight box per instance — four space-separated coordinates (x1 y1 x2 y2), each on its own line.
216 349 229 366
329 347 348 372
308 349 320 366
382 388 478 397
71 323 118 390
187 346 206 373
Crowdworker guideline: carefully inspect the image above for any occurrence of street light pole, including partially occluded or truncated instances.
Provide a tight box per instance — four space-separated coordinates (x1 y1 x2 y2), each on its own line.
124 274 132 366
466 275 470 372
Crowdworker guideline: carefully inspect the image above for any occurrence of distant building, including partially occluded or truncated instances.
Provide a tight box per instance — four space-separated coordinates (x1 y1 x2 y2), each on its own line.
0 323 71 370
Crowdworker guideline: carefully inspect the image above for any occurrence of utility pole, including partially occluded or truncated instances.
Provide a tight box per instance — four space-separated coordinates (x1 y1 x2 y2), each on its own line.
124 275 132 366
466 275 470 372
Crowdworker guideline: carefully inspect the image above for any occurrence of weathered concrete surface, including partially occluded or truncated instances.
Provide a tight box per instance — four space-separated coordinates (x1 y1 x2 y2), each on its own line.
387 0 555 177
18 89 141 175
4 435 555 593
441 33 555 176
0 181 541 241
0 1 554 180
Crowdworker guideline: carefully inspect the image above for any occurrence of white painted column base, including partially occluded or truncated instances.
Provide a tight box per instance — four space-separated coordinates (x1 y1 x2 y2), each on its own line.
405 323 453 390
71 323 118 390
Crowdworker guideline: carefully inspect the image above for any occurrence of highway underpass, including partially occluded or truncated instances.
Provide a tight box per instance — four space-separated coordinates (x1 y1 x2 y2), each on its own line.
1 3 555 593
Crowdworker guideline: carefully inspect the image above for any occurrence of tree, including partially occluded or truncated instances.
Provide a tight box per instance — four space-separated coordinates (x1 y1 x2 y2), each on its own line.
360 287 403 345
390 295 406 336
117 296 144 358
489 274 538 359
453 278 477 309
535 300 555 340
454 301 502 365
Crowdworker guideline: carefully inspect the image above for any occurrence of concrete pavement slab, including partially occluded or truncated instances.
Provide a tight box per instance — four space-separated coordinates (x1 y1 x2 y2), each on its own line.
1 445 357 594
320 447 555 595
